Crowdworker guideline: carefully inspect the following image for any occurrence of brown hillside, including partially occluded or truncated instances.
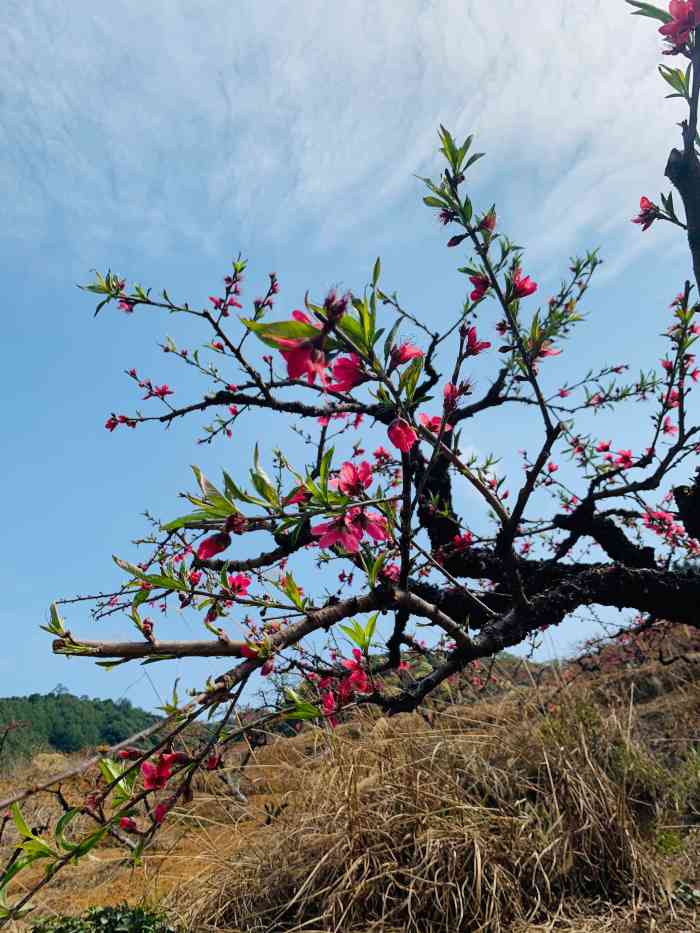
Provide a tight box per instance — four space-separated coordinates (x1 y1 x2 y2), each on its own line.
1 648 698 932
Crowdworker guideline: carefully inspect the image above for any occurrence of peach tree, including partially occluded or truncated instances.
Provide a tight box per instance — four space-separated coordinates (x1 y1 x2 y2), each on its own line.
2 0 700 922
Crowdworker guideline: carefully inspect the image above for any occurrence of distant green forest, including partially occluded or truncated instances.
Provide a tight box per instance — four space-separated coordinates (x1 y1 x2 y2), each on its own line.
0 687 159 763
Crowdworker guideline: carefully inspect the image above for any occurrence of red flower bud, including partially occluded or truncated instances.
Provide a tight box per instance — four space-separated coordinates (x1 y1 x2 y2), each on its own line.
196 532 231 561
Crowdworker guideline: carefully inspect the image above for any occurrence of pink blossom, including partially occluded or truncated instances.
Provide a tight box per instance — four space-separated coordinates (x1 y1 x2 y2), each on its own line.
464 325 491 356
665 388 680 408
227 573 251 596
452 531 474 550
468 274 490 302
537 342 561 359
595 440 611 453
321 690 337 727
512 268 538 299
311 515 363 553
547 461 558 474
281 345 328 385
119 817 138 833
240 643 259 660
141 757 172 791
381 562 401 582
659 0 699 49
348 507 390 543
341 648 370 693
373 446 392 464
286 484 312 506
419 413 453 434
327 353 366 393
143 383 174 400
153 798 175 824
615 449 634 469
631 196 659 231
558 388 571 398
196 532 231 561
478 211 496 233
337 460 373 496
389 342 424 370
443 382 460 409
388 418 418 452
662 416 678 436
261 657 275 676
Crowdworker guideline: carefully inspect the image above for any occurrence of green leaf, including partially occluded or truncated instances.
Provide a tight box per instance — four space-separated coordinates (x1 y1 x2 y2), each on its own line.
318 447 334 496
398 356 424 400
191 465 238 514
423 195 448 208
10 803 32 840
250 445 279 506
69 825 110 860
54 809 81 852
372 256 381 287
659 64 688 96
438 124 459 171
41 602 66 637
283 689 321 721
280 572 305 610
364 612 379 646
336 312 368 353
368 552 387 586
96 658 131 670
464 152 485 169
383 318 402 363
241 318 319 349
625 1 672 22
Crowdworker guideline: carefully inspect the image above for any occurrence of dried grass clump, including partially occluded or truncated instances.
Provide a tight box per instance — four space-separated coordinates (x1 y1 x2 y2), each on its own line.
177 689 698 933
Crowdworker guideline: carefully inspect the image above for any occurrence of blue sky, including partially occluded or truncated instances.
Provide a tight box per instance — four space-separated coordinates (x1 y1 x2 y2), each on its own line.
1 0 695 712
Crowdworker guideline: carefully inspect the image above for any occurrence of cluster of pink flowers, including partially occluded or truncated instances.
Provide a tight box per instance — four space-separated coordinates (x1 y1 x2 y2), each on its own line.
373 446 392 466
104 413 137 431
139 379 174 401
419 413 453 434
643 508 697 549
659 0 699 51
381 561 401 582
311 507 389 553
452 531 474 550
309 648 372 727
332 460 373 496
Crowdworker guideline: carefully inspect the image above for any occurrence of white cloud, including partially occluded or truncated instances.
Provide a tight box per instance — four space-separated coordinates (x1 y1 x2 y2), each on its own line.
0 0 684 273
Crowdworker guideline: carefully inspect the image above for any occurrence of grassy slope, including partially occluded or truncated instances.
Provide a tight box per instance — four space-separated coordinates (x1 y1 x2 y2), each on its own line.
1 648 698 932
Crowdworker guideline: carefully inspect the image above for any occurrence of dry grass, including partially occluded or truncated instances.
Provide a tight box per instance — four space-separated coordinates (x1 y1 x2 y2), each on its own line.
2 660 698 932
171 672 699 933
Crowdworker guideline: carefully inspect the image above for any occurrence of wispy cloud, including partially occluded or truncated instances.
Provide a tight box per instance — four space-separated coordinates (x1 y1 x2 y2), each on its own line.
1 0 682 272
